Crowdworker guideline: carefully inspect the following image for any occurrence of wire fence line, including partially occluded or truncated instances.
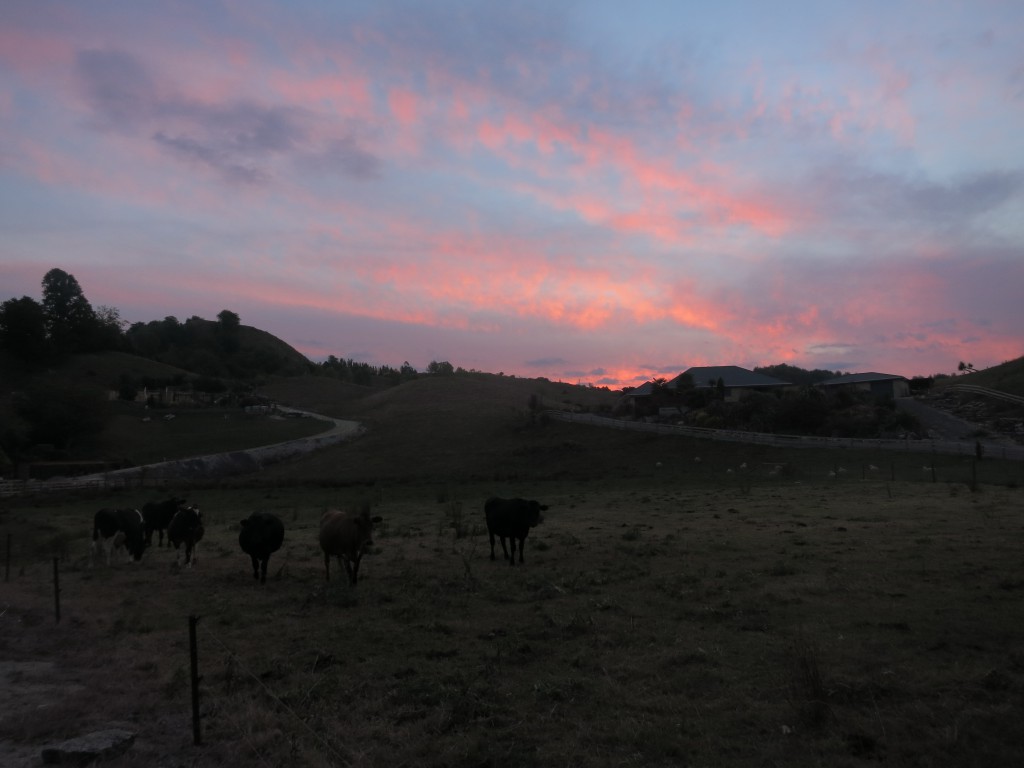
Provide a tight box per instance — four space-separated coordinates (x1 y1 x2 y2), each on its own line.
194 618 350 766
0 416 363 498
542 410 1024 462
941 383 1024 406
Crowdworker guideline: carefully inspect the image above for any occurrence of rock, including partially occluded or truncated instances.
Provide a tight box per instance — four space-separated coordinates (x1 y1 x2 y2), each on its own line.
40 729 136 764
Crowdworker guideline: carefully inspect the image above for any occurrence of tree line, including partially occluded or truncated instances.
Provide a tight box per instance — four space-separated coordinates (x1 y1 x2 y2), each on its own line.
0 269 302 378
1 268 465 385
0 268 124 360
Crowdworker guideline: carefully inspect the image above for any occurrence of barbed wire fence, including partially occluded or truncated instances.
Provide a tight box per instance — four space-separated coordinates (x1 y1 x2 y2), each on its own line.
188 614 352 766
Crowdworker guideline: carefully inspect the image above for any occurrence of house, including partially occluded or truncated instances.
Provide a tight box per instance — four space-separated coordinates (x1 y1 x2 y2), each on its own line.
816 372 910 399
613 380 659 416
669 366 793 402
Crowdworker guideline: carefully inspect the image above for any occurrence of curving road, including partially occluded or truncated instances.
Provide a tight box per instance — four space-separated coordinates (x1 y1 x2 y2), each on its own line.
89 411 363 483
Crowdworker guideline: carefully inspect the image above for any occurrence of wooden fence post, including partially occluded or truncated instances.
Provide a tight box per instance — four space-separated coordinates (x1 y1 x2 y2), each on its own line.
189 615 202 746
52 557 61 623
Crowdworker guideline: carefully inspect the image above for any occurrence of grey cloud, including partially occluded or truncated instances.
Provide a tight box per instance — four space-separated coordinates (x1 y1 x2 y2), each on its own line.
641 363 688 375
816 361 861 372
345 2 693 134
76 47 365 185
301 136 382 180
153 132 268 185
809 162 1024 233
76 49 157 126
525 357 568 367
187 103 306 155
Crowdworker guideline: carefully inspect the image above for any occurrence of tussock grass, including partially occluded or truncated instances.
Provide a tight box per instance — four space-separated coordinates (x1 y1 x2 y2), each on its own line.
3 478 1023 766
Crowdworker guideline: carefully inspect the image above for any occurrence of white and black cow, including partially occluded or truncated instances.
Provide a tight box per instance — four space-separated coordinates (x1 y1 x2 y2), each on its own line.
168 504 204 568
141 497 188 547
484 497 548 566
91 507 147 566
238 512 285 584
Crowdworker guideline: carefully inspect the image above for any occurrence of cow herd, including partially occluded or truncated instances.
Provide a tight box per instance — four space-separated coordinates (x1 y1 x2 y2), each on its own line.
92 500 203 568
90 495 549 585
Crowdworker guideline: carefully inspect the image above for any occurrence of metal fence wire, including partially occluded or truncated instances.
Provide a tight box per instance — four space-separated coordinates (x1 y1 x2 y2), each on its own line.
193 617 351 766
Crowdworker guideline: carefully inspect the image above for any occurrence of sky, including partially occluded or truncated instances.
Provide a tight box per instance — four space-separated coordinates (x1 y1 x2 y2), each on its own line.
1 1 1022 388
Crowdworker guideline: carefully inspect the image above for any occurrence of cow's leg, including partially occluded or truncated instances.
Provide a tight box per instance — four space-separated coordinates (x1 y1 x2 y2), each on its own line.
518 536 526 563
343 555 357 585
260 556 269 584
508 537 516 566
499 536 510 560
190 542 198 566
250 554 260 580
489 531 497 560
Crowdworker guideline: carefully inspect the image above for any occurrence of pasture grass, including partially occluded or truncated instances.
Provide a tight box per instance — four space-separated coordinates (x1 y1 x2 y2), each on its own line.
2 475 1023 767
93 403 334 465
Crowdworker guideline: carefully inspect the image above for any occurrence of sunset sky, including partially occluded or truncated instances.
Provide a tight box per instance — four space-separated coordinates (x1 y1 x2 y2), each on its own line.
2 1 1021 388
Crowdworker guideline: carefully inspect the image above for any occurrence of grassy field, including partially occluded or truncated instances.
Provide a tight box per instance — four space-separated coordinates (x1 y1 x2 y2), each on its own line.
2 470 1023 767
2 369 1023 766
93 403 334 466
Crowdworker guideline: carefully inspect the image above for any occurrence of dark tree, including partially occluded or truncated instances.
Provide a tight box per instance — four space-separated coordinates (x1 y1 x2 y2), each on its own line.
41 268 98 353
0 296 49 361
217 309 241 355
217 309 240 330
14 381 109 450
427 360 454 375
93 305 126 350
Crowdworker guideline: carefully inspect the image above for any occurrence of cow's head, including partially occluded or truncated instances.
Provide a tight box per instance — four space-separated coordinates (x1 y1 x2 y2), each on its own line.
528 501 548 527
355 511 384 551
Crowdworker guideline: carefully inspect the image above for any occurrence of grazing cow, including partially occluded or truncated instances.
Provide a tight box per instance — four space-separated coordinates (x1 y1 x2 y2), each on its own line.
239 512 285 584
92 508 146 565
168 504 204 568
141 497 188 547
318 508 382 585
484 497 548 566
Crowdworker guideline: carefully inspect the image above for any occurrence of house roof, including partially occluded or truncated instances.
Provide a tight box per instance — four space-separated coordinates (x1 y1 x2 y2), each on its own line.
626 381 657 396
671 366 791 389
818 372 907 386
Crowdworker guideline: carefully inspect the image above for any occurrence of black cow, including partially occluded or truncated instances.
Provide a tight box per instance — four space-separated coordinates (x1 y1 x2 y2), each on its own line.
484 497 547 566
92 508 146 565
168 504 204 568
239 512 285 584
141 497 188 547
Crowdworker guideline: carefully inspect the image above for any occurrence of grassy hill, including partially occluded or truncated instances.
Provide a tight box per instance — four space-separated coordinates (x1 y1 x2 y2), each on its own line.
5 342 1021 485
256 372 628 484
935 355 1024 397
235 323 312 376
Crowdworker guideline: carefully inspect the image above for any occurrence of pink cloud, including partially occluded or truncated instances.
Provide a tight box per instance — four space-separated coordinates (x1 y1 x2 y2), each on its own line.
388 87 419 126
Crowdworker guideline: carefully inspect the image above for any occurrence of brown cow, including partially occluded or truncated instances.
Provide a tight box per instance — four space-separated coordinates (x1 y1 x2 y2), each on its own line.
318 508 382 585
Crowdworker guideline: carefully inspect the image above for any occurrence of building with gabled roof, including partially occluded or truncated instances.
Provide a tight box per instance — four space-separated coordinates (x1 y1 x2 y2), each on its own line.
668 366 793 402
816 372 909 399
